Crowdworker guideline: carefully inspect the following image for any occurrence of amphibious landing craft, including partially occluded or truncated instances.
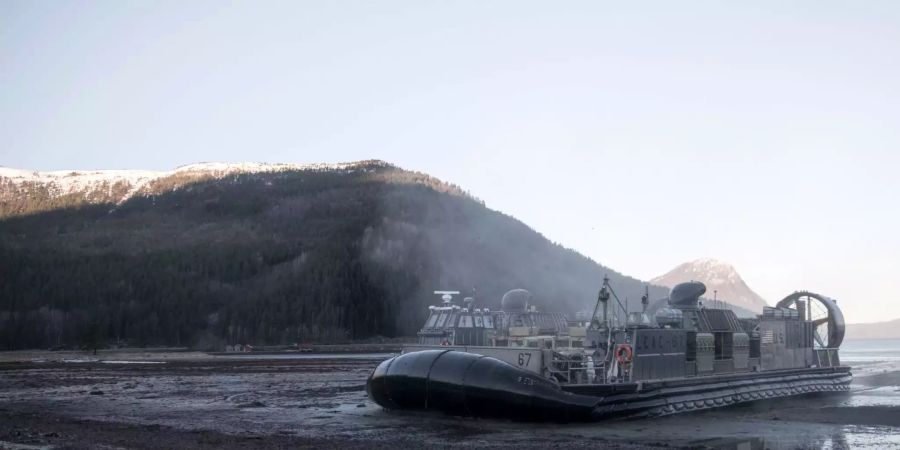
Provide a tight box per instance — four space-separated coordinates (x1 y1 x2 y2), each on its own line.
366 279 851 421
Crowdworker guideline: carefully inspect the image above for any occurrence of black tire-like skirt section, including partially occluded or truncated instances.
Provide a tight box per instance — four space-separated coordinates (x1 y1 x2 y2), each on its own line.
366 350 600 422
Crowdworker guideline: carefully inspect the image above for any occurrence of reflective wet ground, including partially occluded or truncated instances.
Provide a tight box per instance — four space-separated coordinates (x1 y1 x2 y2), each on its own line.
0 350 898 449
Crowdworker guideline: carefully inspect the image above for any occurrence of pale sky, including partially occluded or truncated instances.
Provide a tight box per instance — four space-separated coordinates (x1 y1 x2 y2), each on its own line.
2 1 899 323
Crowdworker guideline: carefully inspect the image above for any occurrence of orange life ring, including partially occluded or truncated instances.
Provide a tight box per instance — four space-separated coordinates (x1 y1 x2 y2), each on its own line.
615 343 633 364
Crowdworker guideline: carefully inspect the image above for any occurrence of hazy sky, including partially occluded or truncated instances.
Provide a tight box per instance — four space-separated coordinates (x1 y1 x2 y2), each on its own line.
3 1 899 323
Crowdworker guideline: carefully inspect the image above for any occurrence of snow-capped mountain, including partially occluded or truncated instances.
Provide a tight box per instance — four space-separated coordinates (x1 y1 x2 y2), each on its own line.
0 161 377 217
651 258 769 312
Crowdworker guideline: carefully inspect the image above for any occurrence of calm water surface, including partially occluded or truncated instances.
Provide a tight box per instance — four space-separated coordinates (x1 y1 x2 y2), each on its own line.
842 338 900 362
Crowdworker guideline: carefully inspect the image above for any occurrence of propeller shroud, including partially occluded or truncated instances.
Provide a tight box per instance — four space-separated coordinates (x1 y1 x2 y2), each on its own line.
776 291 845 348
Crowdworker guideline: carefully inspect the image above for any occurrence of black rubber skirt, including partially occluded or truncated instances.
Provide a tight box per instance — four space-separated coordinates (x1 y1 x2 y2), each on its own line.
366 349 600 422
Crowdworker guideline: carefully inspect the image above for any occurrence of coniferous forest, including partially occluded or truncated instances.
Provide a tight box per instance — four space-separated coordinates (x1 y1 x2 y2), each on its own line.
0 162 667 350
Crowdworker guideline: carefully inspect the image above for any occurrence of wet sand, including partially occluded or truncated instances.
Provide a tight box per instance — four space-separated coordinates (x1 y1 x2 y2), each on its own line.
1 352 898 449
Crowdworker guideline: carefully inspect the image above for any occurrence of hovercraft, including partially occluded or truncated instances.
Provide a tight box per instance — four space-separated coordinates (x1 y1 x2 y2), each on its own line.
367 280 852 421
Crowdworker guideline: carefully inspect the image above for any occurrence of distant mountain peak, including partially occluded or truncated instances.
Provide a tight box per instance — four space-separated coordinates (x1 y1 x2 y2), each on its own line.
688 257 730 267
679 257 735 271
651 258 768 311
671 258 742 284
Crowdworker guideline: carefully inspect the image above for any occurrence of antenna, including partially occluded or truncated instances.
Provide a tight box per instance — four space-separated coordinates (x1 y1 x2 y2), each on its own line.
605 279 628 318
590 276 612 329
641 285 649 313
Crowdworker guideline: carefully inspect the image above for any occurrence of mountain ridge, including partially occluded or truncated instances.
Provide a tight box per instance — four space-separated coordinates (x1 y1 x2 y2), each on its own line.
0 160 666 350
0 160 397 216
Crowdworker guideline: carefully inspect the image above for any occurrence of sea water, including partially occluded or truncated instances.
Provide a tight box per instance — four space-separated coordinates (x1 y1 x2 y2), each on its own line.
841 338 900 362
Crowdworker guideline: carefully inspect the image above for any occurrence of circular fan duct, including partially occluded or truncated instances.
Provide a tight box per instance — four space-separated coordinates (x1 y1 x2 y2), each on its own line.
776 291 845 348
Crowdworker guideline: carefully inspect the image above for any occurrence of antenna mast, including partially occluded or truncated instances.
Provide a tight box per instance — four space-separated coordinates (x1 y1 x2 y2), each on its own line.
589 275 629 329
641 285 649 313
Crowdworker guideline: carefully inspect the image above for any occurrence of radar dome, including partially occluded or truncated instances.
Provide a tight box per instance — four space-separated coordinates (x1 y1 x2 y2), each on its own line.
501 289 532 312
669 281 706 309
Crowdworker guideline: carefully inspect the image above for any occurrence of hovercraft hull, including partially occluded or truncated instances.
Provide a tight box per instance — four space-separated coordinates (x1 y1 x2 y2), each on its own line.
367 349 852 422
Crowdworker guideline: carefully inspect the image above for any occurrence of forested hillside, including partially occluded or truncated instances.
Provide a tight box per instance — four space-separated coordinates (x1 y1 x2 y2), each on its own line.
0 161 666 350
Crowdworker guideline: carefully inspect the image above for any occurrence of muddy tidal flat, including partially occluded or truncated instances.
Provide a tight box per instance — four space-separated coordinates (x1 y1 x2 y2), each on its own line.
1 349 899 449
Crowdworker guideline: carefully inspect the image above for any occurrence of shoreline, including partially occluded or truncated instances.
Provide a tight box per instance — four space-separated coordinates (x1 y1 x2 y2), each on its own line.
0 344 402 363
